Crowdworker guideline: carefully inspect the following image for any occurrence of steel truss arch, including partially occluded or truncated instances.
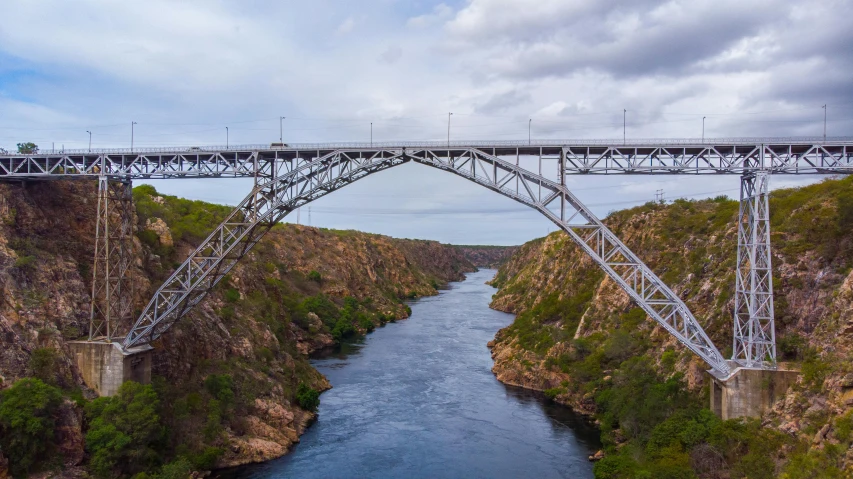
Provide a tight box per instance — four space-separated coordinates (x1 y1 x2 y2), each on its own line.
124 147 730 375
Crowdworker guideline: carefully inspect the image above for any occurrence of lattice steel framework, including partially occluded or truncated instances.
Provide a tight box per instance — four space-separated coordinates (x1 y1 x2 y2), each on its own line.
0 140 851 179
122 148 731 376
89 176 134 341
732 171 776 367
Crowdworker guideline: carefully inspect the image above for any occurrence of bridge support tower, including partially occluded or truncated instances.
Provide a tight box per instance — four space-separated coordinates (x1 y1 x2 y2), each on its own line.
73 175 149 396
710 169 799 419
89 175 134 341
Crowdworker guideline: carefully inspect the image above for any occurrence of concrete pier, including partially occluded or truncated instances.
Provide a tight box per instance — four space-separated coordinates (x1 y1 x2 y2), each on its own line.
68 341 153 397
709 362 800 420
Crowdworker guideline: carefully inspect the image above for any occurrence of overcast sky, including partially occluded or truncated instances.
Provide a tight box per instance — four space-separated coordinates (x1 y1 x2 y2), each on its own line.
1 0 851 245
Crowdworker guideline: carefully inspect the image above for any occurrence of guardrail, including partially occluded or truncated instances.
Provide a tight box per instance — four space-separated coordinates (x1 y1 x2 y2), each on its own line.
4 137 853 156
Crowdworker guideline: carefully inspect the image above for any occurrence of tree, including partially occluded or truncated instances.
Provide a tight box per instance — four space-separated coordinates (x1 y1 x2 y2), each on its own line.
0 378 63 476
85 381 165 477
295 383 320 412
16 142 38 154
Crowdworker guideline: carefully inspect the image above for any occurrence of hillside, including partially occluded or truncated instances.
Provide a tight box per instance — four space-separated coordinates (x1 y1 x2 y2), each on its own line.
0 181 474 477
488 176 853 478
454 245 519 268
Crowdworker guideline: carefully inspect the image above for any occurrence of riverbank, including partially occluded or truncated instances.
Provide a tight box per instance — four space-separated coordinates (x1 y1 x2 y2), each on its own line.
219 269 600 479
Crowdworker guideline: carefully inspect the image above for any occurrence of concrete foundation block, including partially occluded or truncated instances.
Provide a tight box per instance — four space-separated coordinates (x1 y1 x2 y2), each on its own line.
709 361 800 420
68 341 153 397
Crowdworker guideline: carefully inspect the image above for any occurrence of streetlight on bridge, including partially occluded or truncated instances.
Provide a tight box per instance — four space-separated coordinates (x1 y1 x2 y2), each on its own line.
528 118 531 145
131 122 137 152
702 117 706 144
87 131 92 152
226 127 229 149
279 116 285 143
447 112 453 147
823 105 827 142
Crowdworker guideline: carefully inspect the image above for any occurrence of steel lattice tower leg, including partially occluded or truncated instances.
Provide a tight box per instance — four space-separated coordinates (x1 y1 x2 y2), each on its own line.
89 176 134 342
732 171 776 368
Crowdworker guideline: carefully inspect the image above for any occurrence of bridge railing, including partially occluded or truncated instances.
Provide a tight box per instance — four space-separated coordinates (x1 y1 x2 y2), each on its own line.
5 137 853 156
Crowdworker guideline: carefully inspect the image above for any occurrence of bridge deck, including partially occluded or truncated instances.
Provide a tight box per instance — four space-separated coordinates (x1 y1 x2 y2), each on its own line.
1 138 851 179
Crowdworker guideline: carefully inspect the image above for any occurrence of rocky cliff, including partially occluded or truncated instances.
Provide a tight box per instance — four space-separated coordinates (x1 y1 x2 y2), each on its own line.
0 181 474 477
488 176 853 477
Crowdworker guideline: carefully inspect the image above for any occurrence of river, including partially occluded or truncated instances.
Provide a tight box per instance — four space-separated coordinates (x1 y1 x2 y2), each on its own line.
220 269 600 479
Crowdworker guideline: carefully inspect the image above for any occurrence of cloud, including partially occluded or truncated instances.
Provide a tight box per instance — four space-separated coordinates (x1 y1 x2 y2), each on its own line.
474 89 531 114
379 45 403 64
407 3 454 28
337 17 356 34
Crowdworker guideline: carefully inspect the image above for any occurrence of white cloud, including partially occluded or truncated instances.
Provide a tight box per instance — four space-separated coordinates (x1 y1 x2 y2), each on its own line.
407 3 454 28
337 17 356 34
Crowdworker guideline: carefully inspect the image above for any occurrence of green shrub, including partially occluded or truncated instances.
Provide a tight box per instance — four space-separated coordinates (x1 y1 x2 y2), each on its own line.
224 288 240 303
543 388 561 401
203 399 223 441
14 255 37 270
0 378 63 476
307 270 322 282
296 383 320 412
189 446 223 470
137 229 161 249
85 381 164 477
29 347 58 384
203 374 234 407
154 457 194 479
801 348 831 392
299 295 339 327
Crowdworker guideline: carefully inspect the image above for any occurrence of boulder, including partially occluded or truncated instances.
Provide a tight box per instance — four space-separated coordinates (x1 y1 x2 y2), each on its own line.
588 450 605 462
145 217 173 247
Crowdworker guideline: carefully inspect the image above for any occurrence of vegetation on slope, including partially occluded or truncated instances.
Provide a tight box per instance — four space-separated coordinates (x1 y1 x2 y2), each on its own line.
489 176 853 478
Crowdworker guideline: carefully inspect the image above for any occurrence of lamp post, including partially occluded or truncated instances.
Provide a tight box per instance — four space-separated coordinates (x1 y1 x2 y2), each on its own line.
823 105 827 142
131 121 137 152
623 109 626 145
226 127 229 149
447 112 453 147
528 118 532 145
279 116 285 143
370 122 373 147
87 130 92 152
702 116 706 144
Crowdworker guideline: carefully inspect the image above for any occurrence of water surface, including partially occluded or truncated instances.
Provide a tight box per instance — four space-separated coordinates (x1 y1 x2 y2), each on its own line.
222 269 599 479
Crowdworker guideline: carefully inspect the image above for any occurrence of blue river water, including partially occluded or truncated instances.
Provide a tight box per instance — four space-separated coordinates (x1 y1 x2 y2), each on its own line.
219 269 599 479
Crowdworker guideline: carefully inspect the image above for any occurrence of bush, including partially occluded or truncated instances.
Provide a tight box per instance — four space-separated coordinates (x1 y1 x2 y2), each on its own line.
154 457 193 479
224 288 241 303
308 270 322 282
29 347 58 384
85 381 164 477
14 255 36 270
0 378 63 476
203 374 234 407
295 383 320 412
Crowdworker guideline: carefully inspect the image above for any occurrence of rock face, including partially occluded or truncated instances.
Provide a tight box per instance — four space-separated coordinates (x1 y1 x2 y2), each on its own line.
487 176 853 473
145 217 173 247
0 181 476 474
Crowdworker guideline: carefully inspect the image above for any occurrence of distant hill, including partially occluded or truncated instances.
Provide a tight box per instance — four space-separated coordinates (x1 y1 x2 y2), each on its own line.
454 245 519 268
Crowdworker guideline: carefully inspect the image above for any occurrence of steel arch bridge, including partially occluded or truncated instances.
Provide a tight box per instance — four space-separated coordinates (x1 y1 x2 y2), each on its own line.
3 137 852 378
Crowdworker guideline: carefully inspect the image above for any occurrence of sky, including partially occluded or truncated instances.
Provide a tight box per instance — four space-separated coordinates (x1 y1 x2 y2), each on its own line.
1 0 851 245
